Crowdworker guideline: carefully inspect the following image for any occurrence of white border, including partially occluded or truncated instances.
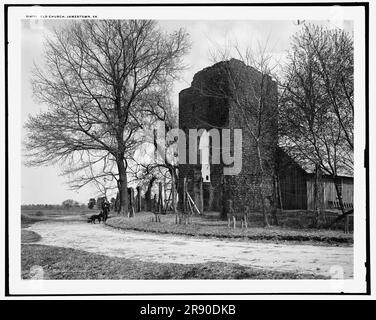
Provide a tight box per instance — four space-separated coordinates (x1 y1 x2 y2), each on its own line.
5 4 367 296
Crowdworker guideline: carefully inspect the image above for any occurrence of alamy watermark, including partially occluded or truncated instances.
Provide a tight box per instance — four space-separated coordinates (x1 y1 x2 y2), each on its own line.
139 125 243 175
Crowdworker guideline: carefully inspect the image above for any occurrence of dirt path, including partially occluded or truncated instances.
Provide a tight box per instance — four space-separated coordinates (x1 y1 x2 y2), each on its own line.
27 221 353 278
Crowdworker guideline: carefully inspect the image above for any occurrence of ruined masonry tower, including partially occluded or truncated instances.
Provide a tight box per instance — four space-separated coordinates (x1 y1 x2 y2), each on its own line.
178 59 278 215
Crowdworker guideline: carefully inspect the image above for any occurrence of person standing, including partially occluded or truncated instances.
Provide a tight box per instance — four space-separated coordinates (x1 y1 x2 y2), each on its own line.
101 199 110 222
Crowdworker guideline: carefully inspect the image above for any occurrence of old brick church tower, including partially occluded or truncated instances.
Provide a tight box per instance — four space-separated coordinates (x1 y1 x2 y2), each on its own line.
178 59 278 215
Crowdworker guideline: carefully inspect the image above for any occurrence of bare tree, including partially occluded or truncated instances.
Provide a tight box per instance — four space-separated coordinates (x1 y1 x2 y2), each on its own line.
129 90 179 213
24 20 190 216
279 24 353 221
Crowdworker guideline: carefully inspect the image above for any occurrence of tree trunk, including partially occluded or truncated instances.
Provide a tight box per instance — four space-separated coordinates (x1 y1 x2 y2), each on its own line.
220 176 228 220
277 176 283 211
163 177 167 211
333 176 346 215
313 165 319 227
171 171 177 214
183 177 187 213
145 177 156 212
256 143 270 227
258 182 270 227
128 187 135 218
271 174 279 226
199 179 204 214
158 182 163 213
323 176 348 230
116 158 128 216
136 186 142 212
115 192 120 213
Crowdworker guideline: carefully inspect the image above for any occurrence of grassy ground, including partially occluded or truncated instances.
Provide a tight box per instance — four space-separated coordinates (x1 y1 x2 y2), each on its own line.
22 244 327 280
22 230 42 243
106 212 353 245
21 214 46 228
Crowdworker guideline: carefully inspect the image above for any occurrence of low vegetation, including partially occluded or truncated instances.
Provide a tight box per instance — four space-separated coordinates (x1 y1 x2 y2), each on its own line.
21 213 48 228
106 212 353 245
22 244 327 280
21 230 41 243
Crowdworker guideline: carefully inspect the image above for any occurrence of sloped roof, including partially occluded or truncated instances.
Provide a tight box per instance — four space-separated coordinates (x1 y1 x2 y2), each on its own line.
277 145 353 178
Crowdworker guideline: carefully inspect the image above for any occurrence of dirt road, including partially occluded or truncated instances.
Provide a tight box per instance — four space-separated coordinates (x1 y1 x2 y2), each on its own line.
27 220 353 278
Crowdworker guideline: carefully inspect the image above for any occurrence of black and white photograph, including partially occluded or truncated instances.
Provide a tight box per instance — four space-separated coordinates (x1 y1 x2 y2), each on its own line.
3 2 372 297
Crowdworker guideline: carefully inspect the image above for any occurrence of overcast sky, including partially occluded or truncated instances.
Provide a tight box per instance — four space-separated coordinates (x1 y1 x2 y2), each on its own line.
21 19 353 205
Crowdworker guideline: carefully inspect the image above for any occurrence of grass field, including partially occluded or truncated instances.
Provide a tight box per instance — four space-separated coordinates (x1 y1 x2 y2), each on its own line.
22 244 327 280
106 212 353 245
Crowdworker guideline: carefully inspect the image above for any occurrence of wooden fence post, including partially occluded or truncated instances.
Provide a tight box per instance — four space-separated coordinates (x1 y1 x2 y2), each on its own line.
154 182 162 222
183 178 187 211
152 194 157 213
199 179 204 214
171 173 177 214
136 186 141 212
163 177 167 211
128 187 135 218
